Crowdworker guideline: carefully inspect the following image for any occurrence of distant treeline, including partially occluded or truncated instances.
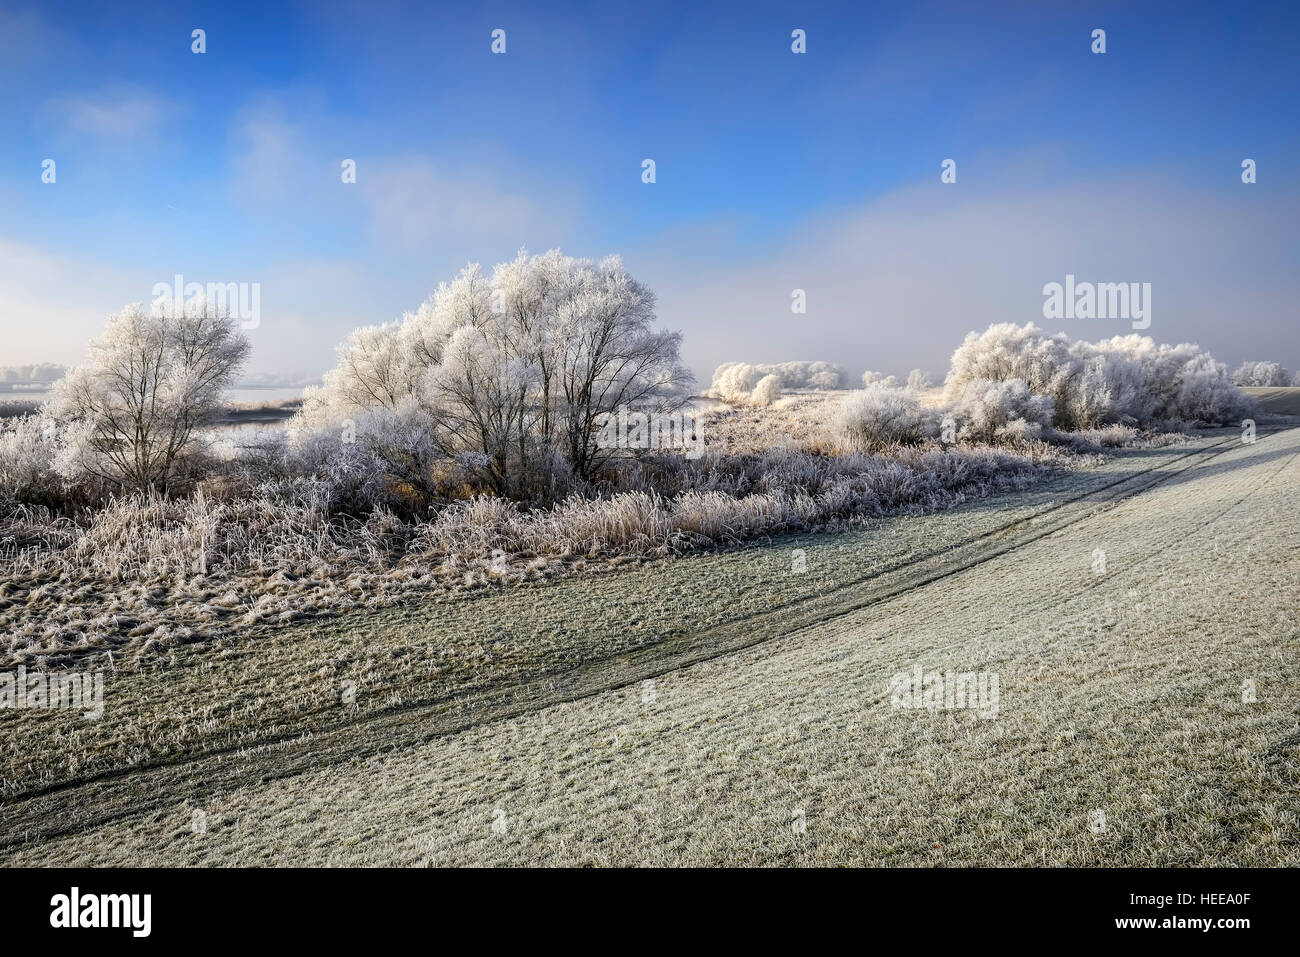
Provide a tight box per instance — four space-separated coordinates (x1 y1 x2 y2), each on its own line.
0 364 67 388
236 372 322 388
0 363 319 391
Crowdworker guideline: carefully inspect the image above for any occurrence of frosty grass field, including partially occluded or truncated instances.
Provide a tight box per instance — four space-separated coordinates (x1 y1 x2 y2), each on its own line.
2 393 1297 866
4 284 1299 867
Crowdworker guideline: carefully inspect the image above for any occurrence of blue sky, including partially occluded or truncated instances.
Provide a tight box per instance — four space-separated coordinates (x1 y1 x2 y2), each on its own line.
1 0 1297 381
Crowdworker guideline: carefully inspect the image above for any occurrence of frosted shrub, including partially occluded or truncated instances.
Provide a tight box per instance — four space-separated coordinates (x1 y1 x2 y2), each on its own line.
1232 361 1291 387
945 323 1076 408
797 362 848 390
751 374 782 407
708 362 754 400
707 362 760 403
950 379 1054 444
231 413 495 515
906 369 936 391
862 371 899 388
1178 354 1256 424
349 400 453 496
832 384 931 451
945 323 1253 429
708 363 787 405
0 415 62 504
709 360 846 396
1065 347 1151 428
755 361 847 390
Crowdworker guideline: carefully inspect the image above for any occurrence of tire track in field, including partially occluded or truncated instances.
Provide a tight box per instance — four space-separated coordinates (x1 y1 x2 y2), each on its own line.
0 429 1287 851
910 426 1300 667
1071 428 1300 605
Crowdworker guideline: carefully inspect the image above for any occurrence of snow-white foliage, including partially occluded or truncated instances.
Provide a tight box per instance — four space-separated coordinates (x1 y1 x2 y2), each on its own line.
707 362 762 403
832 383 932 451
0 415 61 503
861 370 899 388
707 360 846 403
751 360 847 390
945 323 1253 428
751 374 782 407
300 249 693 493
906 369 936 391
46 299 250 492
1174 353 1254 424
1231 361 1292 387
950 378 1055 444
707 363 783 405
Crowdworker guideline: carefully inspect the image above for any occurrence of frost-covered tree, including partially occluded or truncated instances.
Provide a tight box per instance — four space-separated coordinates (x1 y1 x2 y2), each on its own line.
708 360 845 400
906 369 936 391
861 370 899 388
754 361 846 390
945 324 1076 406
548 254 692 478
47 299 249 493
944 323 1251 429
707 362 760 403
1231 360 1291 387
0 363 66 384
300 250 692 494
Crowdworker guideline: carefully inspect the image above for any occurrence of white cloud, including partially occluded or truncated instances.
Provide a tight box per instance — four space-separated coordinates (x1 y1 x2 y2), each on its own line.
0 7 62 67
228 100 313 205
49 89 167 140
359 156 561 247
227 97 578 258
